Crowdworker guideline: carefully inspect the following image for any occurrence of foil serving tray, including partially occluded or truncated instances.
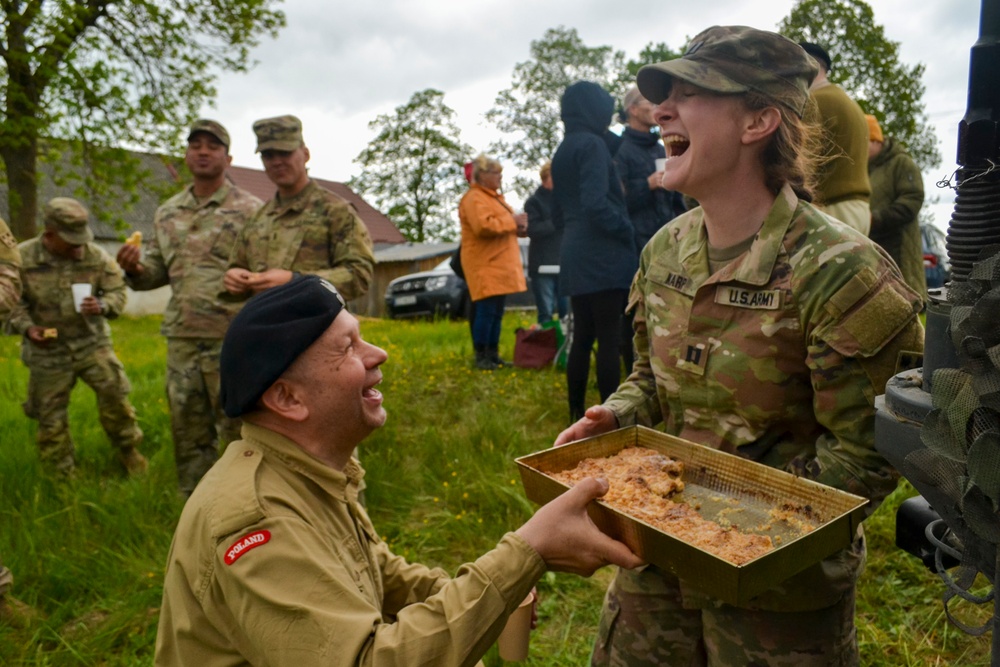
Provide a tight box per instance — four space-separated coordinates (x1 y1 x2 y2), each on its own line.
516 425 868 606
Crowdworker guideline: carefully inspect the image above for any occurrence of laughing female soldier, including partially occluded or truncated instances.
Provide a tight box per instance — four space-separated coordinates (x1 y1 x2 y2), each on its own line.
556 26 923 666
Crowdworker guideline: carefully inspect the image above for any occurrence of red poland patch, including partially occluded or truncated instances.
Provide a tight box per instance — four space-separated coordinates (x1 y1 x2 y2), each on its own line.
224 530 271 565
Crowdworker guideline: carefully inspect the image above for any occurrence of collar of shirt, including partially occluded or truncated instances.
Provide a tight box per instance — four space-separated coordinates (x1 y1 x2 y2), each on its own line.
239 421 365 503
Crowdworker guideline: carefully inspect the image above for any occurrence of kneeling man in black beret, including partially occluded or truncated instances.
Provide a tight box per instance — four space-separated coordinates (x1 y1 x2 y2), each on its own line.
154 274 641 666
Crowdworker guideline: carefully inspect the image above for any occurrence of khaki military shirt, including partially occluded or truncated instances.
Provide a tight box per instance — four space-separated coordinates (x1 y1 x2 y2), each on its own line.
155 423 545 667
0 218 22 318
8 238 128 367
127 182 261 338
228 180 375 301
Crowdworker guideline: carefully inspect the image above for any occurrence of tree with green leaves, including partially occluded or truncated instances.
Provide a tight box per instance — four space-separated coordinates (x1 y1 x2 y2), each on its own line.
779 0 940 170
350 89 472 243
625 42 683 79
0 0 285 239
485 27 628 199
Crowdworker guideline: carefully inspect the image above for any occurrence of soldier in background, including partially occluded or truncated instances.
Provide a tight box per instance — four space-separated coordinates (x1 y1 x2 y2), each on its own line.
800 42 872 235
0 216 36 627
0 216 19 317
224 115 374 301
866 114 927 303
7 198 146 477
117 119 262 497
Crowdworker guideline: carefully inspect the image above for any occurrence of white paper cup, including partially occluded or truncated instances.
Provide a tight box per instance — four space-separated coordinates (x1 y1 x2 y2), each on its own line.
72 283 92 313
655 157 667 172
497 593 533 661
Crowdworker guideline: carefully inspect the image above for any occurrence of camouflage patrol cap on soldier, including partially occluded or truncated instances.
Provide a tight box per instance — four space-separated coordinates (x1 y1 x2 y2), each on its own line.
43 197 93 245
253 115 304 153
636 25 819 117
187 119 230 148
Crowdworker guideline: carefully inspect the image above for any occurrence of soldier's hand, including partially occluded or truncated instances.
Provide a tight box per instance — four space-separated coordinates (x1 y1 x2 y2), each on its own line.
515 477 643 576
554 406 618 446
223 268 253 294
26 326 54 346
79 296 103 316
245 269 294 292
648 171 665 190
116 244 143 275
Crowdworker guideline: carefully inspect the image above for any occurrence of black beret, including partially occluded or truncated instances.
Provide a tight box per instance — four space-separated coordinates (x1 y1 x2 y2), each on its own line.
220 275 345 418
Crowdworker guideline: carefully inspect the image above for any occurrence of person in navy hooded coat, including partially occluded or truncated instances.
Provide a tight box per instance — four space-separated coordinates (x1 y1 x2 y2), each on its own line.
552 81 638 421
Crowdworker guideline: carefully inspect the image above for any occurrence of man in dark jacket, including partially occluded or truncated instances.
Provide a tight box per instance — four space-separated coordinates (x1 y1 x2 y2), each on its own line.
552 81 637 421
614 86 685 254
524 161 568 324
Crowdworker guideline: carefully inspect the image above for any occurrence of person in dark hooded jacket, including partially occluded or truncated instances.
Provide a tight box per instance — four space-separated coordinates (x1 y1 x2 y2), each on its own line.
552 81 638 421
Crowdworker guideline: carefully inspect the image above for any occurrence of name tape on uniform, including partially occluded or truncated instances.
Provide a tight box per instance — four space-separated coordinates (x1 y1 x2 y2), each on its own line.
715 286 782 310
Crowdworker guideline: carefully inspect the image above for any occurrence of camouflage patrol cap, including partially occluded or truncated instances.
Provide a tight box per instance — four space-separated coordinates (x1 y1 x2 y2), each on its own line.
187 119 230 148
253 115 304 152
636 26 819 117
43 197 93 245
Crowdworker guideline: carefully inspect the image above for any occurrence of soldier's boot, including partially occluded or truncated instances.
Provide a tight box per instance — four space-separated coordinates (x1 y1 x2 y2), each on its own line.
0 596 40 628
487 346 508 369
118 447 149 477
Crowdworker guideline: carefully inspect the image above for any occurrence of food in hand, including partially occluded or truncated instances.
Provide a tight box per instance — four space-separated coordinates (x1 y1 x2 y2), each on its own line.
42 328 58 339
125 231 142 247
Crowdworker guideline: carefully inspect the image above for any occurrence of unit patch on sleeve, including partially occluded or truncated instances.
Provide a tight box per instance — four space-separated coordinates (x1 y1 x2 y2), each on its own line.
715 286 782 310
224 529 271 565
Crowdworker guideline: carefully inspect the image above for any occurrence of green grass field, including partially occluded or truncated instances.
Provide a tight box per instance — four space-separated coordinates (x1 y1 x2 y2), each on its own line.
0 313 993 665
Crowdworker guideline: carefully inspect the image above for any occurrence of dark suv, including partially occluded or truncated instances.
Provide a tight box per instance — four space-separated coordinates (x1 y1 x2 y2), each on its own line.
384 257 470 319
384 241 534 319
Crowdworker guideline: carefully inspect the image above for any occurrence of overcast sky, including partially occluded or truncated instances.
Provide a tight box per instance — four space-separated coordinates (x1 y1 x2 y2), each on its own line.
202 0 982 230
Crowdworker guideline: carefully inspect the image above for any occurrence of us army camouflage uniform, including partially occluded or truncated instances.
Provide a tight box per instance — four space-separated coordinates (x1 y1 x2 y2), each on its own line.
0 217 20 604
594 185 924 666
8 237 142 473
0 217 20 318
127 182 261 495
227 180 375 301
